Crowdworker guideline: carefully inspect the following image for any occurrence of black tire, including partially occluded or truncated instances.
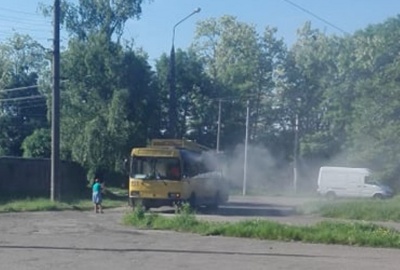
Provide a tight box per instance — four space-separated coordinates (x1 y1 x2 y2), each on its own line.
373 193 383 199
207 192 220 210
128 198 134 207
131 199 150 211
326 191 336 200
188 193 197 209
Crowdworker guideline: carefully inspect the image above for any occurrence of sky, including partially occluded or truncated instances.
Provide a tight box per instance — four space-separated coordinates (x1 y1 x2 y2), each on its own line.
1 0 400 65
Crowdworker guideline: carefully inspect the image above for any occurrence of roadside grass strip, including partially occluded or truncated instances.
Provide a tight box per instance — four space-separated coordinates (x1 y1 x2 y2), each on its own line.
299 196 400 222
124 205 400 249
0 197 125 212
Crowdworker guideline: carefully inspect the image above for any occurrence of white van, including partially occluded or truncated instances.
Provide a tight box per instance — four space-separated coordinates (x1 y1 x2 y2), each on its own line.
317 166 393 199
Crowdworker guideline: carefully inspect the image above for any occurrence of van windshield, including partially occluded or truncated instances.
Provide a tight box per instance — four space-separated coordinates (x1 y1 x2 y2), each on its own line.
130 157 181 181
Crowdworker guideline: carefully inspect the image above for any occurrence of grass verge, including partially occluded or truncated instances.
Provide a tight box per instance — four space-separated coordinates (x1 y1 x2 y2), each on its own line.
299 196 400 222
0 190 127 213
123 204 400 249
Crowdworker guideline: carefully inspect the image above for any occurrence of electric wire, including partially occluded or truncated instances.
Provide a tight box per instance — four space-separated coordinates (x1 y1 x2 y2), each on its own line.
281 0 349 35
0 85 40 93
7 99 48 107
0 6 42 16
0 95 45 102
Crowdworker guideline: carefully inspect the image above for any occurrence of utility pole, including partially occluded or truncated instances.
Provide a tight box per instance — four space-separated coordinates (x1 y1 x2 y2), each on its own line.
293 113 299 194
243 100 250 196
216 99 222 152
51 0 61 201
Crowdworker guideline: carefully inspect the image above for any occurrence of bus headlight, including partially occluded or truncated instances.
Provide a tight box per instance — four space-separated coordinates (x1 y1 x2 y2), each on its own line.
168 192 181 199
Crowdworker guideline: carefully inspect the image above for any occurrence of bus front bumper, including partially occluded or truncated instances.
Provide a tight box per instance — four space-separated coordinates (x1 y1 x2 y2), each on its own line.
129 192 185 209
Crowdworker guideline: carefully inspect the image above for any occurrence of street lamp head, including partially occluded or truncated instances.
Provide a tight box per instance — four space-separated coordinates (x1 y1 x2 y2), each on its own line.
172 7 202 45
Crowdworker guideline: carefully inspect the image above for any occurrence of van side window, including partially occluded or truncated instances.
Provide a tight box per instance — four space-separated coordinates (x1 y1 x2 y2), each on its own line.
365 176 378 185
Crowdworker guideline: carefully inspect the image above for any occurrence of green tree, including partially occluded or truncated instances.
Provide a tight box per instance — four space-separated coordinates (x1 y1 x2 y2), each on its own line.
346 16 400 187
40 0 151 180
60 33 158 180
0 34 48 156
280 23 347 162
41 0 143 41
193 16 287 149
21 128 51 158
155 49 216 146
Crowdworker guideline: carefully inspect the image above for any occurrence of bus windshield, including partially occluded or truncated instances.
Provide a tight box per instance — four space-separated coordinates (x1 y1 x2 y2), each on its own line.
130 157 181 181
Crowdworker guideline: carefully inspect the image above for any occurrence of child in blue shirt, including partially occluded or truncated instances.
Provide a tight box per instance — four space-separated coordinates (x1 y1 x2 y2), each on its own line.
92 178 103 213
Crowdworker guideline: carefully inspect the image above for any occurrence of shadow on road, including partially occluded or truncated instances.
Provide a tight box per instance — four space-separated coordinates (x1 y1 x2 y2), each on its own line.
152 201 298 217
202 201 297 217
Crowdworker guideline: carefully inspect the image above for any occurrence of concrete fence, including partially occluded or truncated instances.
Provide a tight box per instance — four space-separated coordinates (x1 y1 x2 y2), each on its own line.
0 157 87 197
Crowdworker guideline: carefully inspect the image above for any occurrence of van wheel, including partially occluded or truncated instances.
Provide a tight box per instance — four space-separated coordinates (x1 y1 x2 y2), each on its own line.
373 193 383 199
326 191 336 200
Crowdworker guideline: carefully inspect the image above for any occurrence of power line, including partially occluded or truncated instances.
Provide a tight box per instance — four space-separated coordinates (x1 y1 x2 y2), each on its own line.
7 99 47 107
0 7 42 16
18 104 48 110
281 0 349 35
0 23 50 32
0 33 52 42
0 25 51 33
0 95 45 102
0 79 69 93
0 85 40 93
6 96 47 102
0 14 51 26
2 99 47 111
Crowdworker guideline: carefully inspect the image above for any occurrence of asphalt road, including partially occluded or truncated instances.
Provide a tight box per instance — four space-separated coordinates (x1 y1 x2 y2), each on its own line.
1 196 400 270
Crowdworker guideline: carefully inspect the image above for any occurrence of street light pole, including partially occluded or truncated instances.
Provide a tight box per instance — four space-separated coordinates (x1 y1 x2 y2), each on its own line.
168 7 201 138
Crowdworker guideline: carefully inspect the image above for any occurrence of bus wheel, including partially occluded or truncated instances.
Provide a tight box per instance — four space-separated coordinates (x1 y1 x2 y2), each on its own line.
131 199 149 211
128 198 134 207
189 193 197 209
208 192 220 210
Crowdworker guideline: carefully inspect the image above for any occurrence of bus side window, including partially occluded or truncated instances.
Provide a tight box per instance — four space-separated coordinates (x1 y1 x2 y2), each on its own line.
167 160 181 180
183 159 196 178
183 161 189 178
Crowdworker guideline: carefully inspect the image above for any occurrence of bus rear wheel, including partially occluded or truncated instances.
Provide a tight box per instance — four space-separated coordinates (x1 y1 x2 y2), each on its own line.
188 193 197 209
207 192 220 210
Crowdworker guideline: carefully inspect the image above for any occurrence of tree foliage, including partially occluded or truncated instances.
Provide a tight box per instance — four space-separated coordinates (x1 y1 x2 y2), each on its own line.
0 34 48 156
22 128 51 158
60 33 158 179
4 2 400 190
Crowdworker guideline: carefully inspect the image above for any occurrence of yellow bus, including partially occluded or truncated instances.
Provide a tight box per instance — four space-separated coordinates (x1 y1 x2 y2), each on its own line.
128 139 229 210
